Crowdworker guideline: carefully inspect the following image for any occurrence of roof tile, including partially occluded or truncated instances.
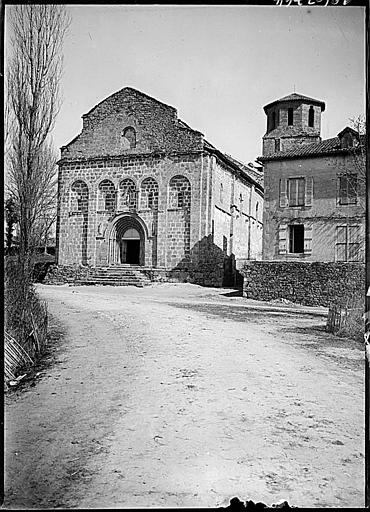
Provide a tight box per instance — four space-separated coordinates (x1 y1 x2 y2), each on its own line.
260 134 365 161
263 92 325 112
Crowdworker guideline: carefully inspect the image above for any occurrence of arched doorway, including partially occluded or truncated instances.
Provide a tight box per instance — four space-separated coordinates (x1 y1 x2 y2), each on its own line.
108 215 146 265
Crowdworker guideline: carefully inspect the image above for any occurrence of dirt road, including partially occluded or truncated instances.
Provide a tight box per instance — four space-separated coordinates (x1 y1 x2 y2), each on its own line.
4 283 364 508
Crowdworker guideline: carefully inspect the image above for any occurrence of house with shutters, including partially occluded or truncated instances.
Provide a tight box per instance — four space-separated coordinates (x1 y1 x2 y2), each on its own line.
259 93 365 262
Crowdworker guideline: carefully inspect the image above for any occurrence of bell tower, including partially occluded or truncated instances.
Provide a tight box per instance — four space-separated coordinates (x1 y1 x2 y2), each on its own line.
262 93 325 157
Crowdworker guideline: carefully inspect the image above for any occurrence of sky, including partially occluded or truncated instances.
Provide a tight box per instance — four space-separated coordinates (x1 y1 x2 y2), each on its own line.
7 4 366 164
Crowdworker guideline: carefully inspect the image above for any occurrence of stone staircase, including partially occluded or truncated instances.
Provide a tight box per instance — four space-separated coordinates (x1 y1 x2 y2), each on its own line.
74 265 152 287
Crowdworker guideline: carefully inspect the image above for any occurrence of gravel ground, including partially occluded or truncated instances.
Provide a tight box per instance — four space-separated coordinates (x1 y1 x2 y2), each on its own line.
4 283 364 508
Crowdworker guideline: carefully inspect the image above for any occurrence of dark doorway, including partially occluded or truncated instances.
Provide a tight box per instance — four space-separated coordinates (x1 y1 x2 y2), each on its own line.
118 226 142 265
120 239 140 264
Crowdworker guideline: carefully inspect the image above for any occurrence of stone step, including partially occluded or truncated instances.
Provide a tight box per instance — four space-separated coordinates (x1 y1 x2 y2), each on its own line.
92 268 145 273
72 266 153 287
74 279 146 287
90 272 151 282
91 268 146 273
92 270 141 276
94 272 144 275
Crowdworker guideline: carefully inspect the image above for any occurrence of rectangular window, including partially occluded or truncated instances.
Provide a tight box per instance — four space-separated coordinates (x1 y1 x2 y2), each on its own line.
338 174 357 205
275 139 280 152
308 106 314 128
288 108 293 126
335 225 360 261
223 235 228 253
272 112 276 130
288 178 305 206
289 225 304 253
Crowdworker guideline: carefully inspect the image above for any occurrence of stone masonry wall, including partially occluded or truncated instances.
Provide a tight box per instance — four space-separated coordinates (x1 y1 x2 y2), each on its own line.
44 264 91 284
212 159 263 261
57 152 202 268
61 87 203 160
241 261 365 307
263 100 322 157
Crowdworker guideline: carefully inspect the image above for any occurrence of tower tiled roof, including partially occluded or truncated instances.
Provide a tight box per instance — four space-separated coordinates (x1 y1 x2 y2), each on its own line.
263 93 325 112
259 133 365 162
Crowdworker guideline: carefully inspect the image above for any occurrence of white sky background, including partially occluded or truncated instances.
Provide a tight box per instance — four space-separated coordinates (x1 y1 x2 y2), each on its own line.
10 4 366 164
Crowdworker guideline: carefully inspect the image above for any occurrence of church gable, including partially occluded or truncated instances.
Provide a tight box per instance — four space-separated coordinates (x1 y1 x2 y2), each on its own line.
61 87 204 160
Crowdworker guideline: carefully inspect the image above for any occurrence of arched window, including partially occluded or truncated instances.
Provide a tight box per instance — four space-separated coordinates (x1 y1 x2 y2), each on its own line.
119 178 137 210
239 193 243 214
70 180 88 212
122 127 136 149
98 179 116 211
140 177 159 210
168 175 191 209
220 183 224 203
256 202 259 221
308 106 314 128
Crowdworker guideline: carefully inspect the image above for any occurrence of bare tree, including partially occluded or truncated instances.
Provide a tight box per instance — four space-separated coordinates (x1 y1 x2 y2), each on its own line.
348 115 366 201
6 5 70 274
335 115 366 260
33 142 59 253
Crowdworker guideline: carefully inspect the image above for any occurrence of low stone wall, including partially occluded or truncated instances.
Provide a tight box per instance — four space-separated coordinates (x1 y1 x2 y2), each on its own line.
137 265 225 287
141 268 170 282
43 261 232 288
43 264 91 284
241 261 365 307
170 262 225 288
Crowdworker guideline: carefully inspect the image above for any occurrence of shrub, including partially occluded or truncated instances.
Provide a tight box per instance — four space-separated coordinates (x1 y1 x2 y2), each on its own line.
5 257 48 359
33 260 55 282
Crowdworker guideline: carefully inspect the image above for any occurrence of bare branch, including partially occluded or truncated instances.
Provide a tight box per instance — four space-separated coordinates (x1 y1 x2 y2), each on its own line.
6 5 70 262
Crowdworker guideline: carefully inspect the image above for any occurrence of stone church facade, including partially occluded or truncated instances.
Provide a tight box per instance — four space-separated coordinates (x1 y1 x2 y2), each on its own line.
56 88 263 285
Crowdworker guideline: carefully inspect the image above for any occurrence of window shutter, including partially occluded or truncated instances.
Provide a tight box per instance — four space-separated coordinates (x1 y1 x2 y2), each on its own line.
335 225 347 262
278 223 287 254
305 177 313 207
297 178 305 206
348 243 360 262
279 179 288 208
348 174 358 204
304 225 313 254
348 224 359 243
